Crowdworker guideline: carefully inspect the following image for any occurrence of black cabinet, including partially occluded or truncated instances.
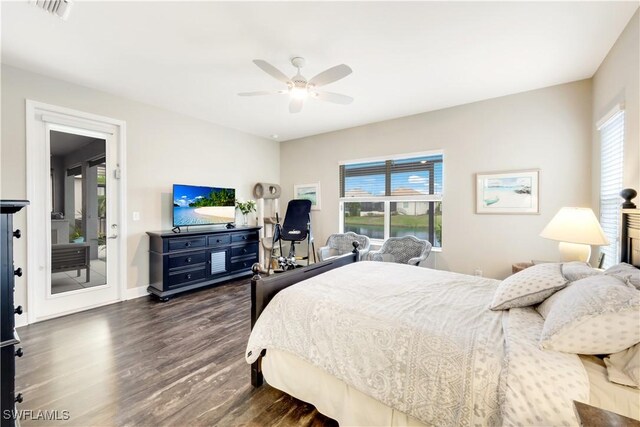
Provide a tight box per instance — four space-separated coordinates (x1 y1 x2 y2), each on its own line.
147 226 260 300
0 200 28 427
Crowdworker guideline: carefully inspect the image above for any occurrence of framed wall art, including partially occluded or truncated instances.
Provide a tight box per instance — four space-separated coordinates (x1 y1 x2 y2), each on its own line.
294 183 321 210
476 169 539 214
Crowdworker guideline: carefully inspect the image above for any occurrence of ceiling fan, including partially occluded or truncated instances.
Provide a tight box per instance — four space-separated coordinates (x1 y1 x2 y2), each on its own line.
238 57 353 113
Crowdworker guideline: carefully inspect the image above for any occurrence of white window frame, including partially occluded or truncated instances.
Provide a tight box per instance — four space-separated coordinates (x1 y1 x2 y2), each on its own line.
338 150 443 249
597 104 625 269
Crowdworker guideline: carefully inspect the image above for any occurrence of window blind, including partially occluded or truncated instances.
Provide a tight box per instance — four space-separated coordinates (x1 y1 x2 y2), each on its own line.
340 155 443 198
598 110 624 269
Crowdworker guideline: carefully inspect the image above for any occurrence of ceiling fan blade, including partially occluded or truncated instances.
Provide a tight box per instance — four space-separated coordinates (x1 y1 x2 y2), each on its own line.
313 91 354 105
308 64 352 87
253 60 291 85
289 98 304 113
238 90 286 96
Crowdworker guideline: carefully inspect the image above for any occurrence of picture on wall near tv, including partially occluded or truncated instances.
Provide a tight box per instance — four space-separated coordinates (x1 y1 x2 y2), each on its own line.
173 184 236 227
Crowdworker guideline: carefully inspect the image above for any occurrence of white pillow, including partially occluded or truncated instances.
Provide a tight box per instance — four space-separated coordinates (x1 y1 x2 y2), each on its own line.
539 275 640 354
605 263 640 290
561 261 602 282
490 263 567 310
604 343 640 389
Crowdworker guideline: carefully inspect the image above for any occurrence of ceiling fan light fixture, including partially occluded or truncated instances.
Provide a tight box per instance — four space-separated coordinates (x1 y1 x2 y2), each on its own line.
289 86 308 100
239 57 353 113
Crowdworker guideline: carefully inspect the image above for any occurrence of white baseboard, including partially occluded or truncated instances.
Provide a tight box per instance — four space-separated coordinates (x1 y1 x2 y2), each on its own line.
15 314 29 328
126 285 149 300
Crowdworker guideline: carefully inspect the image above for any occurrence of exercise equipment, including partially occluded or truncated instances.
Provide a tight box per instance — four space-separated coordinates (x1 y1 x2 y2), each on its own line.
267 199 317 275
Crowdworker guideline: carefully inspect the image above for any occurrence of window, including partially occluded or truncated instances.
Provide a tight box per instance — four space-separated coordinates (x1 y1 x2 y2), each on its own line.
339 152 443 247
598 108 624 269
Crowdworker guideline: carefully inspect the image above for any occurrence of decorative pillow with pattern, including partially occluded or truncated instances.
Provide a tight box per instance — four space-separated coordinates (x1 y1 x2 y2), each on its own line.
561 261 602 282
604 343 640 389
539 275 640 354
490 263 567 311
605 263 640 290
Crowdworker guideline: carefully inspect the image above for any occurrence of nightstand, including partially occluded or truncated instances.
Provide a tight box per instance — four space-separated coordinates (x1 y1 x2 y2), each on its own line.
511 262 534 274
574 401 640 427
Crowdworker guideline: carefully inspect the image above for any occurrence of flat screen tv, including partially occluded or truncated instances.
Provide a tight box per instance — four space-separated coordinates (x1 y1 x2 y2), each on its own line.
173 184 236 227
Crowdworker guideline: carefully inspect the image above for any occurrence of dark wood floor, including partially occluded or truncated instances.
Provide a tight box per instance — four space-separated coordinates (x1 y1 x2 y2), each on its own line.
15 278 338 426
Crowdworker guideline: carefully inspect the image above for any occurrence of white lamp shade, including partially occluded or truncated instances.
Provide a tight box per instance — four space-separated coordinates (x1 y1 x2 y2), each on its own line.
540 207 609 246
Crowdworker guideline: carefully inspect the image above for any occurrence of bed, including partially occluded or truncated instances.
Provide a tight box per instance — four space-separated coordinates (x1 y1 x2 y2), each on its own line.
246 209 640 426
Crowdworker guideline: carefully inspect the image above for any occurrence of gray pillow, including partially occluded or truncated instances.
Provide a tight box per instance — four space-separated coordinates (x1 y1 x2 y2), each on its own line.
490 263 567 310
539 275 640 354
605 263 640 290
561 261 601 282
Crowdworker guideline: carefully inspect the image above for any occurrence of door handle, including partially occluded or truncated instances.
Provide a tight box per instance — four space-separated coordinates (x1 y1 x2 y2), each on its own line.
108 223 118 239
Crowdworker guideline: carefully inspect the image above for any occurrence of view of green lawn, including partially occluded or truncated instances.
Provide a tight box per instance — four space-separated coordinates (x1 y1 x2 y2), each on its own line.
345 213 441 228
345 213 442 243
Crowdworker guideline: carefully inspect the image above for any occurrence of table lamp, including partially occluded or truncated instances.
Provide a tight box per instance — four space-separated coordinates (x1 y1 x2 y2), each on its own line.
539 207 609 262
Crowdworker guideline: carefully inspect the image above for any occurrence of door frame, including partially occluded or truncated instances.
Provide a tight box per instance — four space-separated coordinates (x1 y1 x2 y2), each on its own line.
25 100 127 324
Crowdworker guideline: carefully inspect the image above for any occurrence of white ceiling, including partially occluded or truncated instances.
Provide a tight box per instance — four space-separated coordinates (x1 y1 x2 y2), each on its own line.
2 1 638 141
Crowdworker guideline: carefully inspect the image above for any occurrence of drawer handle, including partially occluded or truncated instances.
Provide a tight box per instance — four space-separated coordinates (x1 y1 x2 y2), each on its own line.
14 305 23 315
242 248 247 254
186 273 192 280
15 393 23 404
14 267 22 277
15 348 23 358
216 239 221 243
242 236 247 240
13 229 21 239
185 242 191 247
186 257 192 263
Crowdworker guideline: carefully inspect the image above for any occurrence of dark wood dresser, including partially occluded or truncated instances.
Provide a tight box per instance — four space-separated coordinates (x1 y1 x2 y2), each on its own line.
147 226 261 300
0 200 28 427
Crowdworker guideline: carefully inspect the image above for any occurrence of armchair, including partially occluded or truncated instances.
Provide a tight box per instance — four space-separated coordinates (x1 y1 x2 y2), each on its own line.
368 235 431 266
318 232 371 261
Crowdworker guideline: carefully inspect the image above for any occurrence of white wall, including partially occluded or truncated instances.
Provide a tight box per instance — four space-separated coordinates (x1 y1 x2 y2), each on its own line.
592 10 640 202
1 65 280 317
280 80 593 279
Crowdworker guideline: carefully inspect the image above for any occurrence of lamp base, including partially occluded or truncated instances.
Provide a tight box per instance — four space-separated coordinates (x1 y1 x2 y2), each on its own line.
558 242 591 263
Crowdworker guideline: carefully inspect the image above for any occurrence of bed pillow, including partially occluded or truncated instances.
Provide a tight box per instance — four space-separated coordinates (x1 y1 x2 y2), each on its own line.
490 263 567 310
604 343 640 389
561 261 602 282
605 263 640 290
539 275 640 354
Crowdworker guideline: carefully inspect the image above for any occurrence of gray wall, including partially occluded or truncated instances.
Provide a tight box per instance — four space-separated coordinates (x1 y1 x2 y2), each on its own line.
280 80 594 279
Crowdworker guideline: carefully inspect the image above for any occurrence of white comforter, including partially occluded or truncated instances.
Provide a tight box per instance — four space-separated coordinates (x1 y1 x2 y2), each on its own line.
246 262 589 426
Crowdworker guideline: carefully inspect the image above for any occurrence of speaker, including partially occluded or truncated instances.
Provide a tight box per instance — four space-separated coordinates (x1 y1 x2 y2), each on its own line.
253 183 281 199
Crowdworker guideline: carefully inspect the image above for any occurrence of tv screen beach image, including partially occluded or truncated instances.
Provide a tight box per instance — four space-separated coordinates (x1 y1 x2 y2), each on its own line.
173 185 236 226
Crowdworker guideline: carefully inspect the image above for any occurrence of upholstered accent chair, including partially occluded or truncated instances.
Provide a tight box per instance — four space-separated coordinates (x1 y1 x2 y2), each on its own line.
318 232 371 262
368 235 432 266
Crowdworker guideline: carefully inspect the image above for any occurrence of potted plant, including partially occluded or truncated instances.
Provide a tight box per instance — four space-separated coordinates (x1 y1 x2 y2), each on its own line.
235 200 256 226
70 224 84 243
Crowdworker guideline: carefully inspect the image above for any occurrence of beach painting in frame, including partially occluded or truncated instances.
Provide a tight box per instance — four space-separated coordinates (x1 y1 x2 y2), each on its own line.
294 183 321 210
476 170 539 214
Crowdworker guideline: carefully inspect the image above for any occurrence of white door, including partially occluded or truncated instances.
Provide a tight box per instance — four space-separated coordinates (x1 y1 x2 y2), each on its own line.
27 102 127 322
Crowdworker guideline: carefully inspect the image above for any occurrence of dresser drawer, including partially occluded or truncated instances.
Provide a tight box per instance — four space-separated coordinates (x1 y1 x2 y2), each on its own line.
231 242 259 258
168 251 206 269
168 237 206 252
208 234 231 247
168 267 207 288
231 232 258 243
230 255 258 272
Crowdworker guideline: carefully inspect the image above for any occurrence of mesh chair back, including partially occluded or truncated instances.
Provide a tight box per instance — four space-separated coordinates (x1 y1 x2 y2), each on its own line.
281 199 312 241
